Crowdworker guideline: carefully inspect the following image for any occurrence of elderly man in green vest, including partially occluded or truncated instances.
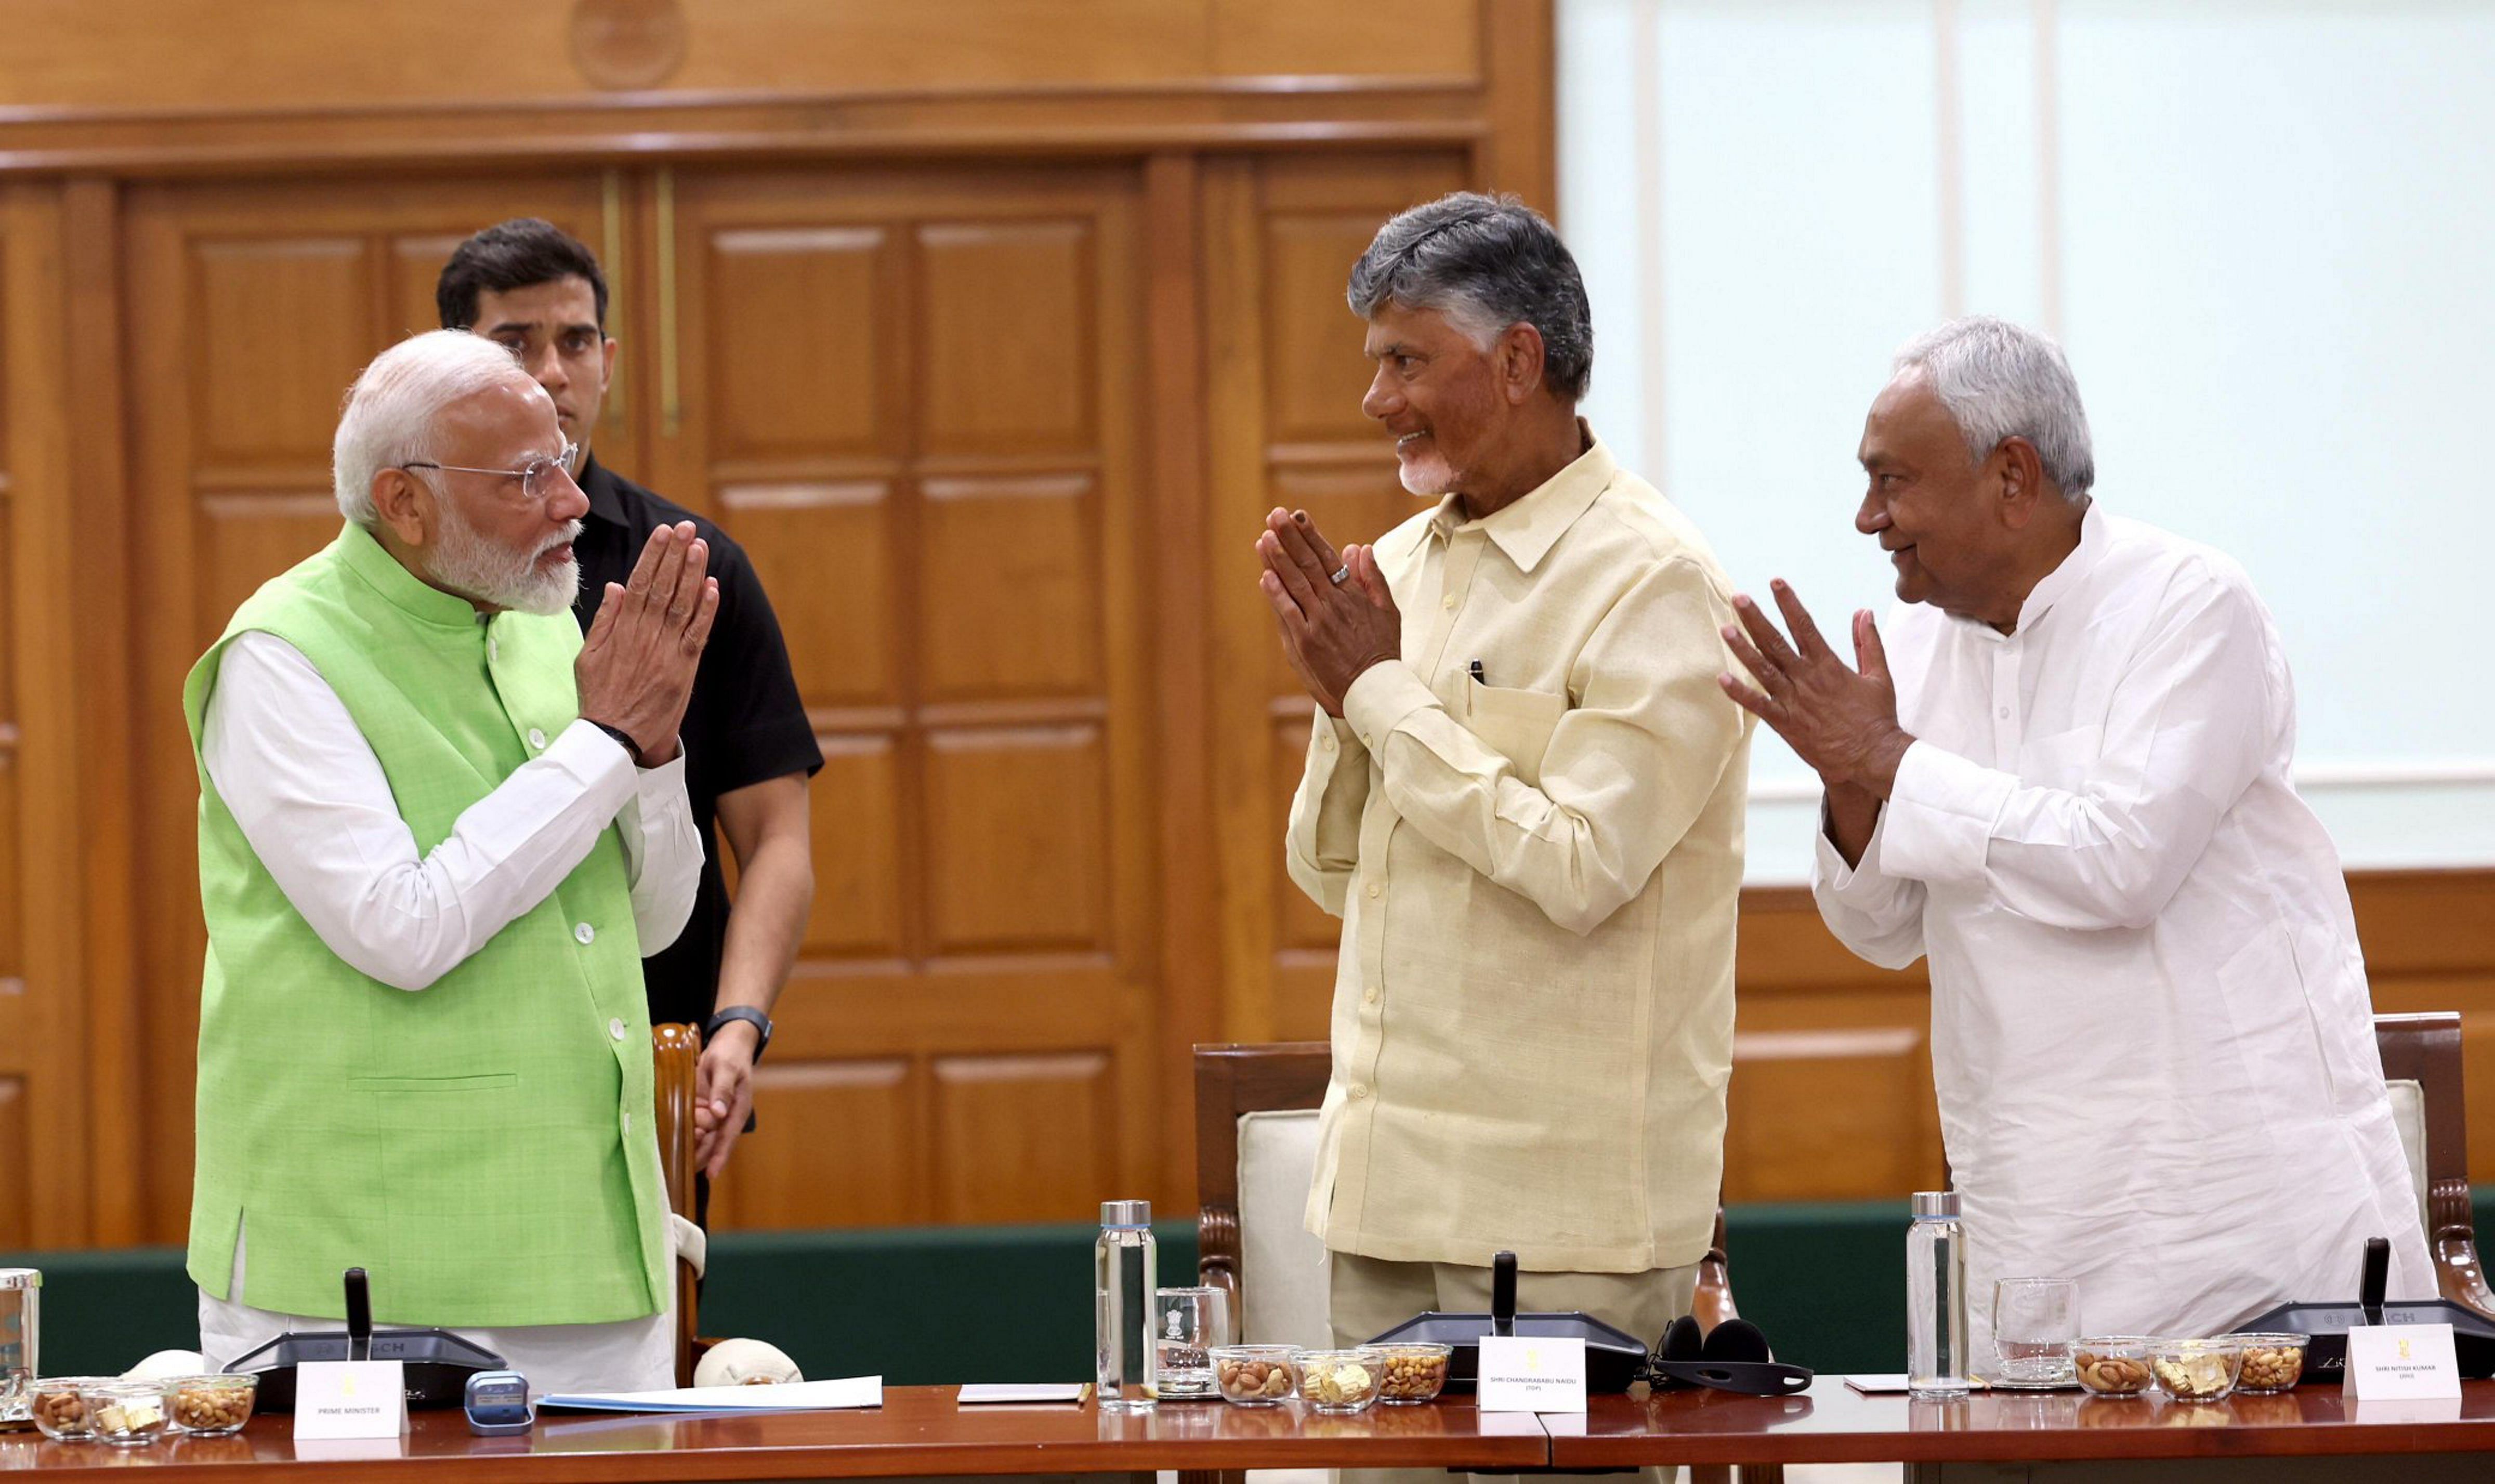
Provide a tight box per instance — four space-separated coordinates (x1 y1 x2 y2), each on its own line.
183 330 717 1394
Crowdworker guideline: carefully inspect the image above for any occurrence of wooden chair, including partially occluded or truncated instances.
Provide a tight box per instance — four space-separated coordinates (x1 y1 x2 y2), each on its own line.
652 1022 710 1385
2374 1011 2495 1318
1193 1042 1768 1484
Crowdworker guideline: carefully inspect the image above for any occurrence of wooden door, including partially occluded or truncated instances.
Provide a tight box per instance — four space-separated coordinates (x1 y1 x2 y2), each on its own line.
121 174 618 1241
638 165 1163 1229
1201 152 1470 1046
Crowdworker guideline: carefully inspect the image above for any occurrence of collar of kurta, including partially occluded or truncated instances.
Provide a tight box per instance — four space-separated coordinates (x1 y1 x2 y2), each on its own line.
336 518 491 633
2002 498 2110 636
1424 418 1616 574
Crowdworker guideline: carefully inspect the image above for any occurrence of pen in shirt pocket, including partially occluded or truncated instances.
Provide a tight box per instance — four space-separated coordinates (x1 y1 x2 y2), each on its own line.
1468 659 1486 686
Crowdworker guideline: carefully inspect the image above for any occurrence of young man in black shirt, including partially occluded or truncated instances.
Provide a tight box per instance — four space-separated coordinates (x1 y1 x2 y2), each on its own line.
438 220 822 1218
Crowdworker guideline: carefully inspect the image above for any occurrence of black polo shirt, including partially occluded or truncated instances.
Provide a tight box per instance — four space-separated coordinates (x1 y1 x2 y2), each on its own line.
572 454 822 1030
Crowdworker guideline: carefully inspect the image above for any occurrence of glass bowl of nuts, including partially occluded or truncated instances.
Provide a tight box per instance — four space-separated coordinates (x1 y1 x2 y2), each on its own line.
30 1377 109 1440
2147 1337 2244 1402
1295 1348 1385 1414
1208 1344 1301 1406
80 1378 174 1445
2226 1333 2308 1394
164 1373 258 1435
1369 1342 1453 1404
2070 1336 2158 1397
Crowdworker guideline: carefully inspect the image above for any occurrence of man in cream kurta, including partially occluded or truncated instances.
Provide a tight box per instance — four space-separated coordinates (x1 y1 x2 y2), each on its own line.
1256 196 1751 1428
1723 317 2431 1360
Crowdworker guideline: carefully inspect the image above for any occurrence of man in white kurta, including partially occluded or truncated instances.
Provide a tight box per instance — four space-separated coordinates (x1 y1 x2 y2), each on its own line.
1721 316 2431 1358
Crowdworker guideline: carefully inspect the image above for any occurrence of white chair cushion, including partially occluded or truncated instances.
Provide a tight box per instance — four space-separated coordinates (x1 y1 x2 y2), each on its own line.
2385 1077 2429 1236
1237 1109 1333 1348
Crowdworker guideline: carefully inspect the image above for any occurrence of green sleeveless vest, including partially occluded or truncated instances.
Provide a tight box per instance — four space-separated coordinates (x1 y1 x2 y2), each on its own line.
182 522 668 1327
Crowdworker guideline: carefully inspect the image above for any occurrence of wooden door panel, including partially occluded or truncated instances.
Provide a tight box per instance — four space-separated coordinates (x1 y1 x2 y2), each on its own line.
721 483 899 709
802 736 908 962
123 173 616 1240
712 1058 922 1229
706 227 897 462
663 166 1157 1228
930 1052 1118 1224
0 1076 25 1249
922 726 1109 955
918 476 1099 700
916 221 1094 455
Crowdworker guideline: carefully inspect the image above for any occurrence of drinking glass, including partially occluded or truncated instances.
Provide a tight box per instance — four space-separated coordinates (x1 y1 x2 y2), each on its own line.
1992 1277 2080 1384
1154 1286 1230 1399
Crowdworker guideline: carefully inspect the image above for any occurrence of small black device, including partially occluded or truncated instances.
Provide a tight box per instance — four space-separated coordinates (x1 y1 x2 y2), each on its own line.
463 1371 534 1435
2237 1237 2495 1381
1367 1251 1813 1397
705 1005 773 1062
227 1268 507 1410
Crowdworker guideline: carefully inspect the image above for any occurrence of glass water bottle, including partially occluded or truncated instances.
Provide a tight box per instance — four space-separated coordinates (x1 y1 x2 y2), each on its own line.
1095 1200 1158 1411
1907 1190 1970 1397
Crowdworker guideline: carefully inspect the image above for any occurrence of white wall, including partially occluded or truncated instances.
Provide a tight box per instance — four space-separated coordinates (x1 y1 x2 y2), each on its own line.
1558 0 2495 882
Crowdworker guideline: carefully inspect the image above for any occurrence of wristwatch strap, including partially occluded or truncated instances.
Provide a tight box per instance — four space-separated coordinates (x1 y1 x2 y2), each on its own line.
705 1005 773 1062
587 720 644 768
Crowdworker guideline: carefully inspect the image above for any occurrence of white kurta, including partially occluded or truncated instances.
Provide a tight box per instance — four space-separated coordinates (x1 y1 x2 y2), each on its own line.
1813 504 2432 1357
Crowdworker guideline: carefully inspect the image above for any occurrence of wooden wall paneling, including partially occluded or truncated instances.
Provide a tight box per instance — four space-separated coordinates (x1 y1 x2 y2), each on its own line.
658 165 1162 1229
1479 0 1559 209
120 173 614 1240
1140 152 1222 1204
1 180 95 1245
1202 151 1472 1049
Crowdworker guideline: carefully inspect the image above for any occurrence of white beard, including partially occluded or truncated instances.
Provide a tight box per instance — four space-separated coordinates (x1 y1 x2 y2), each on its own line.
429 502 581 616
1396 445 1456 496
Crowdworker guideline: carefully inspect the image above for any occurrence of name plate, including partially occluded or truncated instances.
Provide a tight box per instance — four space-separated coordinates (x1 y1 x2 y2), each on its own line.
2343 1323 2461 1401
1476 1335 1587 1414
293 1360 408 1439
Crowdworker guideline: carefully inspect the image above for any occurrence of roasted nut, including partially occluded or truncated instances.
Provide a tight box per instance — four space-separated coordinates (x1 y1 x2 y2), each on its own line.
2237 1344 2304 1392
32 1384 90 1436
1376 1348 1451 1402
2072 1351 2152 1396
1212 1351 1298 1404
168 1380 255 1433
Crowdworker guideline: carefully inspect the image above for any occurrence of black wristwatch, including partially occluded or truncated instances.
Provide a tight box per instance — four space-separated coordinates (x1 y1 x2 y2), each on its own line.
704 1006 772 1062
587 719 645 768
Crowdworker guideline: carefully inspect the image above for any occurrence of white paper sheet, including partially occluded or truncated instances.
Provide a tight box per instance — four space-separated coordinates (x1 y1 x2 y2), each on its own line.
537 1375 883 1413
956 1383 1089 1404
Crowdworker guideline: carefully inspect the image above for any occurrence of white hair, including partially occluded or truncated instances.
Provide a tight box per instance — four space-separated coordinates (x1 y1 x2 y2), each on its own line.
1892 316 2095 498
332 330 532 527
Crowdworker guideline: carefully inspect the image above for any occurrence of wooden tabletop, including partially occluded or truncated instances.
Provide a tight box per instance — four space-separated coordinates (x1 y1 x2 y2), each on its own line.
1545 1381 2495 1467
0 1385 1548 1480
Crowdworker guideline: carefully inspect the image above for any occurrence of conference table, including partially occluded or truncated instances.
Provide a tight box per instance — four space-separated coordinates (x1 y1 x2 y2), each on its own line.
9 1381 2495 1479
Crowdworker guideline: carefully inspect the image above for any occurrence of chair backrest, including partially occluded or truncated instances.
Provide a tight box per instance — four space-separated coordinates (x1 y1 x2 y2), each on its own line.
2371 1010 2495 1319
1193 1042 1742 1346
652 1022 703 1385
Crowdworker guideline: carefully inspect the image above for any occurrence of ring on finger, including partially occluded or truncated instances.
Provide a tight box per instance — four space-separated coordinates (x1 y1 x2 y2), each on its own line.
1329 564 1351 586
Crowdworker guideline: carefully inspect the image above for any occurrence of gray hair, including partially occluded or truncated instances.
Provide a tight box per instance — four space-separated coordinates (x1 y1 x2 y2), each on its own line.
1892 316 2095 498
332 330 532 526
1346 192 1594 402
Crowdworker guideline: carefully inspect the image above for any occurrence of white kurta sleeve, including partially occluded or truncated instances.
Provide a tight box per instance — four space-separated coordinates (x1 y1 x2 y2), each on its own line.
202 630 648 990
1283 714 1370 919
1810 800 1928 969
1340 556 1748 937
613 746 702 953
1876 566 2273 932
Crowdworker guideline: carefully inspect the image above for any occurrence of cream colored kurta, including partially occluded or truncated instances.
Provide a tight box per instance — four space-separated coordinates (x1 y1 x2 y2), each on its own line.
1286 435 1753 1273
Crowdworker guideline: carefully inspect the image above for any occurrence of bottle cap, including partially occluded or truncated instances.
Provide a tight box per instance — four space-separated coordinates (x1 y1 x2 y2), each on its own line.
0 1268 39 1290
1911 1191 1960 1218
1100 1200 1151 1228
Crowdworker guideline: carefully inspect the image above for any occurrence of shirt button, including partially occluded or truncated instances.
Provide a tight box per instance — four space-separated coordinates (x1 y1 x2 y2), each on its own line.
608 1017 627 1041
1998 707 2011 720
622 1111 633 1135
487 638 499 663
1349 1084 1369 1099
528 727 548 750
575 922 596 945
1442 596 1456 611
1365 882 1381 899
1363 987 1380 1006
1359 734 1373 748
1320 731 1335 752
